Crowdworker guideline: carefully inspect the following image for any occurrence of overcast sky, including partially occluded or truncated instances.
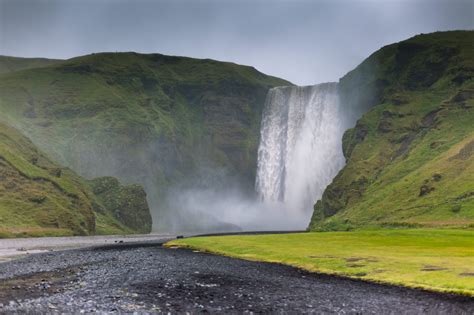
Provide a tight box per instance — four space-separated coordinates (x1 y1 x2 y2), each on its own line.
0 0 472 85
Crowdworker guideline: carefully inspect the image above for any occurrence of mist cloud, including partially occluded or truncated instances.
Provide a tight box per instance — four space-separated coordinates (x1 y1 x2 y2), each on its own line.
1 0 472 85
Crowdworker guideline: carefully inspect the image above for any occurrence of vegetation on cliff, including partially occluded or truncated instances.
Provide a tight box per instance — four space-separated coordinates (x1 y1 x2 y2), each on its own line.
0 122 150 237
90 177 152 233
1 31 471 233
0 52 291 229
0 55 62 75
310 31 474 230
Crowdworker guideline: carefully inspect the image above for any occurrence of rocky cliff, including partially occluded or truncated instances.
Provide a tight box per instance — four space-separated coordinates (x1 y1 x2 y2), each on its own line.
0 122 151 237
0 52 291 230
310 31 474 230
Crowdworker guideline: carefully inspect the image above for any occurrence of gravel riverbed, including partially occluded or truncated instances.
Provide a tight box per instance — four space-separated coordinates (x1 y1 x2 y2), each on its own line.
0 240 472 314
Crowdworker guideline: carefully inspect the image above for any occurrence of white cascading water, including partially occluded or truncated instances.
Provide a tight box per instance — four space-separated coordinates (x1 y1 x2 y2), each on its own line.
255 83 346 223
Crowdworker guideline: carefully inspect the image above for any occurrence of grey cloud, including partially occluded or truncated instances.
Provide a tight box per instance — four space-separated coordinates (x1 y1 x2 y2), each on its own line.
1 0 472 85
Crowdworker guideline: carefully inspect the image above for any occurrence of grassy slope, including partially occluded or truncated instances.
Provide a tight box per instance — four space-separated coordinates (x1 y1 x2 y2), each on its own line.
0 52 291 228
311 31 474 230
0 122 148 237
0 53 290 179
0 55 62 75
167 230 474 296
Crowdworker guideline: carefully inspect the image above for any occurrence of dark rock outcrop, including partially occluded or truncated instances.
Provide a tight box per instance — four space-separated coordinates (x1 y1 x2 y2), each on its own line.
90 177 152 233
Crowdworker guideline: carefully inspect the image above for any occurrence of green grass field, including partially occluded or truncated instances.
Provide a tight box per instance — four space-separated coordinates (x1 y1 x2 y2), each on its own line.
167 229 474 296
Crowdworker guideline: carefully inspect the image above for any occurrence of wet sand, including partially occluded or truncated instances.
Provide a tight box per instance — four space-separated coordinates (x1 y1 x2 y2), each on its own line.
0 233 177 262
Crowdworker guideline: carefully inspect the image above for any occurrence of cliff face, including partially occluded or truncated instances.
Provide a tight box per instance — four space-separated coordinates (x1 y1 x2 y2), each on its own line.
310 31 474 230
4 32 469 233
0 122 151 237
90 177 152 234
0 52 291 229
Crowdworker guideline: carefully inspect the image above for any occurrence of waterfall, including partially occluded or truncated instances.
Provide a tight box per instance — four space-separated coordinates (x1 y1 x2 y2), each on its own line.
255 83 345 219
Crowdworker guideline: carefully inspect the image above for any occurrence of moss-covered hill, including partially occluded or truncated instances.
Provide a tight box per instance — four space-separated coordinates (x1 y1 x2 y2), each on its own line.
0 52 291 228
0 55 62 75
310 31 474 230
0 122 151 237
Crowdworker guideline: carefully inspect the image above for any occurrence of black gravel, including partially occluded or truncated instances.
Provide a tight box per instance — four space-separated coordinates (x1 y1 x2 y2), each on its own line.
0 241 472 314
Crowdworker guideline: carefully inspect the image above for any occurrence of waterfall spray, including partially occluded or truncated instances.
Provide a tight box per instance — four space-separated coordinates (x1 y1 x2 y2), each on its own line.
255 83 345 220
163 82 349 232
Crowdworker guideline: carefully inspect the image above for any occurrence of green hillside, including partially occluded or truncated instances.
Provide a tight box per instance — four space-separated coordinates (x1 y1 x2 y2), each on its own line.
0 55 62 75
0 122 151 237
1 31 470 233
0 52 291 228
310 31 474 230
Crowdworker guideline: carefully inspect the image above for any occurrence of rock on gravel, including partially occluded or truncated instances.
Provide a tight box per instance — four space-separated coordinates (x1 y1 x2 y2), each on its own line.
0 242 472 314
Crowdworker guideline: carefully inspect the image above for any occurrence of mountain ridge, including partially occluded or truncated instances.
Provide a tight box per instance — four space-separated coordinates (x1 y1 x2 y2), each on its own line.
310 30 474 230
0 51 291 231
0 31 471 233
